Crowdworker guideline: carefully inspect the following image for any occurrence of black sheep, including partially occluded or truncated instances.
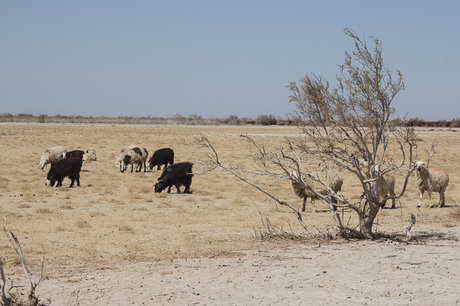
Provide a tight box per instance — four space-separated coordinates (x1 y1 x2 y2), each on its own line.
46 157 83 187
154 162 193 193
148 148 174 170
65 150 85 160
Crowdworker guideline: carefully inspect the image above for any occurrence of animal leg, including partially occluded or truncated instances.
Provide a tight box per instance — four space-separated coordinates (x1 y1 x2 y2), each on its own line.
312 199 317 213
439 189 445 207
301 196 307 212
331 197 338 212
427 190 434 208
417 190 424 208
380 198 387 208
167 185 172 193
175 184 181 193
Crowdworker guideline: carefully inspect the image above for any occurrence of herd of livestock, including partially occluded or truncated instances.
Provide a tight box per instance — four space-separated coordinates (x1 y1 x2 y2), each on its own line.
39 145 194 194
38 145 450 210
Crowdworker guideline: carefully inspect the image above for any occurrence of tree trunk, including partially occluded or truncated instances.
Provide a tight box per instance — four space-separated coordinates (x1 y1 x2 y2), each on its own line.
358 201 380 238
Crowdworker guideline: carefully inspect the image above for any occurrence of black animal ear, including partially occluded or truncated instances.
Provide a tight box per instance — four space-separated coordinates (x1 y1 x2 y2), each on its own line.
123 155 131 163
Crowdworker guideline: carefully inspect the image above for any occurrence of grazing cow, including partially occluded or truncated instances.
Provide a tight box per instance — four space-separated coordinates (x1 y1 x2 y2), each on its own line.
148 148 174 170
154 162 193 193
64 150 85 160
46 157 82 187
39 146 67 170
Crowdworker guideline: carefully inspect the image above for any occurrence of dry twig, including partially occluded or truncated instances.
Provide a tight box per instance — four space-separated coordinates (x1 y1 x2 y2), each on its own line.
2 217 45 305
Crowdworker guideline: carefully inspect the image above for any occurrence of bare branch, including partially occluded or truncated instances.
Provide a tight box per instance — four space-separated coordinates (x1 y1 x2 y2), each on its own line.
406 214 416 241
201 136 314 235
3 217 43 303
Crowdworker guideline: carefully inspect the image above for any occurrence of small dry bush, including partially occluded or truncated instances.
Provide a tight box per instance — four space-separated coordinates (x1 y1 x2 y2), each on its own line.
119 225 135 233
76 220 91 228
35 208 52 214
89 212 105 217
252 214 333 243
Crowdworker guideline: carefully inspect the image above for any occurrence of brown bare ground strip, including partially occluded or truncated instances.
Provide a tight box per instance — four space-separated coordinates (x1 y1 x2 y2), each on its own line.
0 124 459 277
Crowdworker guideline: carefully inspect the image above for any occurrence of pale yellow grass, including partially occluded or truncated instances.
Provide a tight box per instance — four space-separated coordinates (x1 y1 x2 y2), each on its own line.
0 124 459 278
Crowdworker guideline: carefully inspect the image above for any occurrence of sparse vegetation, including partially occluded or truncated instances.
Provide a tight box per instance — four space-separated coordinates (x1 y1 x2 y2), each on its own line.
256 114 278 126
0 121 457 270
1 112 456 127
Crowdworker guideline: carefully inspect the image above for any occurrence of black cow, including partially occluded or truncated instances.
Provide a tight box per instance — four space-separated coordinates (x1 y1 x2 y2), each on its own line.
46 157 83 187
154 162 193 193
148 148 174 170
65 150 85 160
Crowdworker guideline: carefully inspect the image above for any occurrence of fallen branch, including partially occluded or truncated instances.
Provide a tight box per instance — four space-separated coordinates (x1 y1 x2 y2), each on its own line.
2 217 45 305
0 257 8 305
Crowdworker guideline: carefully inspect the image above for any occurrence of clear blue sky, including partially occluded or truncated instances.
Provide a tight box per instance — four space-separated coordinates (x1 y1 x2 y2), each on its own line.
1 1 459 120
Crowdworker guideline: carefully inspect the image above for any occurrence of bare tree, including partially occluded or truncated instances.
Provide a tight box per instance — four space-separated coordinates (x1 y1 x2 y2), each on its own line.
203 29 417 238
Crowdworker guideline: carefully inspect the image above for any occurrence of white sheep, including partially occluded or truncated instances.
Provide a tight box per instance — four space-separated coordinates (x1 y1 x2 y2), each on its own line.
39 146 67 170
372 164 396 209
291 170 343 212
85 149 97 161
414 161 449 208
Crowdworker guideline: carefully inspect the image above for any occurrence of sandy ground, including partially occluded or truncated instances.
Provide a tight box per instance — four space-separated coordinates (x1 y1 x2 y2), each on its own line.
0 124 459 305
37 225 459 305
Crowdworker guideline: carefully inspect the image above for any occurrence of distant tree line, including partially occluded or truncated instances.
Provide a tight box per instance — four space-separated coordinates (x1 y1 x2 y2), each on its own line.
0 112 458 127
0 113 293 126
406 117 460 128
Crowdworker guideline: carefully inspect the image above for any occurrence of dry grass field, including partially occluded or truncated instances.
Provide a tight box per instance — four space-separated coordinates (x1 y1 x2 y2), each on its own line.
0 123 459 303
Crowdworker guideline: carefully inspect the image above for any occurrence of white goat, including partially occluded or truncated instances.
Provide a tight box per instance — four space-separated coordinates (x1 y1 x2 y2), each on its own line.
291 170 343 212
372 164 396 209
414 161 449 208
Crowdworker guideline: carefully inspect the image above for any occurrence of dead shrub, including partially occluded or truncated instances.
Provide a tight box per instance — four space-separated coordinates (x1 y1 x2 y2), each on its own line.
35 208 52 214
118 225 134 233
76 221 91 228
